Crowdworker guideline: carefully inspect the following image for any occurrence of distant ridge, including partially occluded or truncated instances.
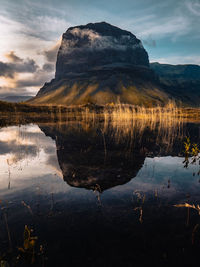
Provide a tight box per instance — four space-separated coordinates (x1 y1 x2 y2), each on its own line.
150 63 200 106
0 95 32 103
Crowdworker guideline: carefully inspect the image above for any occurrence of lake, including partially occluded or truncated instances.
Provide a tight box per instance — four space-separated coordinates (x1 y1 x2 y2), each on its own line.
0 116 200 266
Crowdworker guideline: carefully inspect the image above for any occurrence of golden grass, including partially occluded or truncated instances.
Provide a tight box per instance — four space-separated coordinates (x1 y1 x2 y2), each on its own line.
0 100 199 133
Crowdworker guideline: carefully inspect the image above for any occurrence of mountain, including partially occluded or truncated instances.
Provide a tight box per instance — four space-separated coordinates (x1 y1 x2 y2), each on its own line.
29 22 169 106
0 95 32 103
150 63 200 106
29 22 199 107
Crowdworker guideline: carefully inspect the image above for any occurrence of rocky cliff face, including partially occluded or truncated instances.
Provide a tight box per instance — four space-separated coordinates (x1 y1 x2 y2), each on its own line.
30 22 168 106
55 22 149 79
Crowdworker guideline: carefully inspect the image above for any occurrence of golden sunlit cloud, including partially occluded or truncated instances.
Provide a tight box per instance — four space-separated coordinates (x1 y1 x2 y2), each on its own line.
5 51 23 62
0 77 8 87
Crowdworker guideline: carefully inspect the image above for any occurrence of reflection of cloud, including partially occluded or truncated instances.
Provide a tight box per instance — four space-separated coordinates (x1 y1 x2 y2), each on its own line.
111 156 200 201
0 140 38 160
0 125 58 168
0 125 63 182
0 126 41 163
46 154 63 178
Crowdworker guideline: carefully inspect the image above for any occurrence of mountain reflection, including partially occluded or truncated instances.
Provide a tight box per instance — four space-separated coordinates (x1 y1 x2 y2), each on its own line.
39 117 187 191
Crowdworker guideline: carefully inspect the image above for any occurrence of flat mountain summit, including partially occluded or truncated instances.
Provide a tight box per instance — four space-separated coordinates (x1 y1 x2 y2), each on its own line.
29 22 200 106
55 21 149 79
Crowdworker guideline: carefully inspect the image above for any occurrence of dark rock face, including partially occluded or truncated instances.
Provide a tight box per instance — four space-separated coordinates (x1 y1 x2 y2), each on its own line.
55 22 149 79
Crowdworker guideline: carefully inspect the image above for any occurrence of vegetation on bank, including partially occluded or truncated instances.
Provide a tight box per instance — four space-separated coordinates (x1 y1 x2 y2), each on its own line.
0 100 200 123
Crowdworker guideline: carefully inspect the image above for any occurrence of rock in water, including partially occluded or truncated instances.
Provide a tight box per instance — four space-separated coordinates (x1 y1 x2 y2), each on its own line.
30 22 168 105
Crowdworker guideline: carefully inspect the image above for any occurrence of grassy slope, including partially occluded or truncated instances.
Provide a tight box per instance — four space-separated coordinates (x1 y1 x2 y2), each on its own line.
29 78 169 107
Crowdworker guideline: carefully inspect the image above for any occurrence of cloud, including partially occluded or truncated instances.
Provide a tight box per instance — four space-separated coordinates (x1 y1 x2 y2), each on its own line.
150 55 200 65
43 39 61 62
0 56 39 78
15 68 54 88
13 59 39 73
60 27 143 54
0 140 37 158
0 85 31 97
5 51 23 62
0 11 67 68
136 15 191 39
120 1 199 43
0 51 54 96
143 36 156 47
42 63 55 72
186 0 200 16
0 62 14 78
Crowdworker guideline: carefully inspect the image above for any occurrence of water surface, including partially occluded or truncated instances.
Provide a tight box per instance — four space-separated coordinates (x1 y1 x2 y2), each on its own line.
0 119 200 266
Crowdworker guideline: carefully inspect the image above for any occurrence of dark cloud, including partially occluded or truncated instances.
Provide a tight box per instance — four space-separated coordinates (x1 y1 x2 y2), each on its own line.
15 68 54 88
15 79 41 87
0 56 39 78
0 86 30 97
43 42 60 62
0 51 55 96
14 59 39 73
0 140 38 157
0 50 55 97
46 154 61 171
0 62 14 78
43 63 55 72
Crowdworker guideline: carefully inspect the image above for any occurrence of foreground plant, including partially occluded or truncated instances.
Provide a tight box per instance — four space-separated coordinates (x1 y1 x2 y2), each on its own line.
174 203 200 215
0 225 45 266
17 225 38 264
183 137 199 171
133 191 146 223
174 203 200 244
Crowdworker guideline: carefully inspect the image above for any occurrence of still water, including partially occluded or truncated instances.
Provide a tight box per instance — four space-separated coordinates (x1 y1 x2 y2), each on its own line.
0 118 200 266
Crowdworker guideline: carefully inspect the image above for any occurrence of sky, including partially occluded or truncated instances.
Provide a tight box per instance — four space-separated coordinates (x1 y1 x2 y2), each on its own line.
0 0 199 97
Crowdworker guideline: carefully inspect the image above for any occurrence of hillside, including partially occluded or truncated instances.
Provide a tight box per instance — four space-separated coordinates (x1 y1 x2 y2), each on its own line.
151 63 200 106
